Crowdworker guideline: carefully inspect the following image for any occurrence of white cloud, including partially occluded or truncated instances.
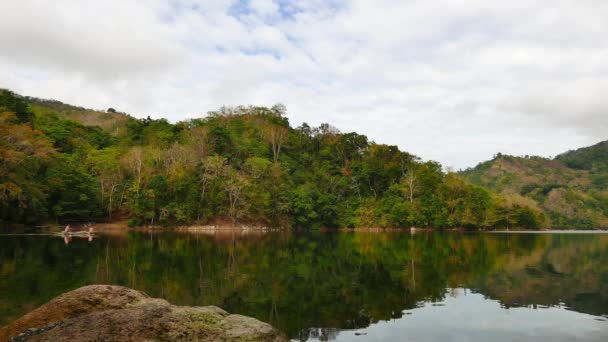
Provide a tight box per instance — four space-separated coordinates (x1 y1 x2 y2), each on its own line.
248 0 279 17
1 0 607 168
0 0 186 80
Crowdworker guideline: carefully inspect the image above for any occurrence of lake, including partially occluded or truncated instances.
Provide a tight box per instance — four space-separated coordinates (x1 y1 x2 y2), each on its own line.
1 230 607 341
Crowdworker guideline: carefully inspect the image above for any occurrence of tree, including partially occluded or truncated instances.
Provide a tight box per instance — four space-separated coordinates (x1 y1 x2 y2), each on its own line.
403 167 417 202
335 132 368 167
46 154 101 220
196 155 227 221
0 90 33 123
289 185 319 227
271 103 287 117
0 111 54 222
263 124 288 163
88 148 124 219
244 157 272 180
224 167 249 223
188 126 208 159
209 125 231 155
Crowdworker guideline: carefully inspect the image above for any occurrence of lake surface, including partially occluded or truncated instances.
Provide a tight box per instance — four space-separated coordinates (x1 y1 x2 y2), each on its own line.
1 230 607 341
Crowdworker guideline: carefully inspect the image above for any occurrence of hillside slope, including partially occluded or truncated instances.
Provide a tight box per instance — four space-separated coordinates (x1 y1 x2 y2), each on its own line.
461 144 608 229
556 140 608 172
2 88 552 229
25 96 131 138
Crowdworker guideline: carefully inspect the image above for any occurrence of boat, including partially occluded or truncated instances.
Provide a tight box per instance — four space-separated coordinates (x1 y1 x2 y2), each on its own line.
53 231 95 237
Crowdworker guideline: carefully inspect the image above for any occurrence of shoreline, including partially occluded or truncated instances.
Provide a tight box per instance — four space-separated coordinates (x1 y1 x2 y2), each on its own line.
5 221 607 234
81 223 608 233
486 229 608 234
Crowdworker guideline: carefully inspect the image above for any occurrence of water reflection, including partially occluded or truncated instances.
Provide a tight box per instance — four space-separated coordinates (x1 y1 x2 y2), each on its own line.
62 233 94 244
328 289 608 342
1 231 607 340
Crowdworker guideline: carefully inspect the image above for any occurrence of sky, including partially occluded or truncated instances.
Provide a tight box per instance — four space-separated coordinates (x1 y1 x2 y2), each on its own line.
1 0 607 169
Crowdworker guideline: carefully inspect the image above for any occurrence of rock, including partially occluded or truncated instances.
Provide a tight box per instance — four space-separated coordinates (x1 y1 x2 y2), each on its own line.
0 285 287 342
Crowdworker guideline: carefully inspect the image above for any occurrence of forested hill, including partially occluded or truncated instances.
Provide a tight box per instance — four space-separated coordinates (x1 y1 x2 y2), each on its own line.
461 142 608 229
0 88 571 229
556 140 608 171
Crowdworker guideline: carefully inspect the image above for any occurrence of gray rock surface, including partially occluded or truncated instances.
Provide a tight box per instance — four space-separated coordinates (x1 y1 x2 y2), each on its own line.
0 285 286 342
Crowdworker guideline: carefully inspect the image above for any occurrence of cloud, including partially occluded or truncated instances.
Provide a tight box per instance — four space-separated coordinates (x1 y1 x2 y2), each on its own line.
0 0 186 80
248 0 279 17
1 0 607 168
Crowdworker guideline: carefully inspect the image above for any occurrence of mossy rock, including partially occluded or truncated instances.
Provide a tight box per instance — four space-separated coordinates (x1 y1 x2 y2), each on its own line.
0 285 286 342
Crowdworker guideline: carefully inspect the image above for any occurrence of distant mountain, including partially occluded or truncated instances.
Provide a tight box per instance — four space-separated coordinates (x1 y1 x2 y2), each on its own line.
461 142 608 229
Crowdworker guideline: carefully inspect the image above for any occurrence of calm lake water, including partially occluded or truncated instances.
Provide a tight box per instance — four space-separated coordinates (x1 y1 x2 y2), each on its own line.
1 230 607 341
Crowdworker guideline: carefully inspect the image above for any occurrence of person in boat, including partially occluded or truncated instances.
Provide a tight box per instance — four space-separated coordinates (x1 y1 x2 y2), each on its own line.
64 224 72 233
87 226 95 242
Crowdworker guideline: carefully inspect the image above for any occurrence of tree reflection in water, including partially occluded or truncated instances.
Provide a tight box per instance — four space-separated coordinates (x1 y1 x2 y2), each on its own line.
1 231 607 339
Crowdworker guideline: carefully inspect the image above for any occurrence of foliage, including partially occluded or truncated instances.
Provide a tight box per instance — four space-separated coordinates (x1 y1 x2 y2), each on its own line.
0 90 569 228
0 90 33 123
462 148 608 229
556 140 608 171
0 110 54 222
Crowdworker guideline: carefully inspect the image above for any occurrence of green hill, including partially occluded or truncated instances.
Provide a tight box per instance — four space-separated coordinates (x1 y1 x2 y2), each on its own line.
461 144 608 229
556 140 608 172
0 88 600 229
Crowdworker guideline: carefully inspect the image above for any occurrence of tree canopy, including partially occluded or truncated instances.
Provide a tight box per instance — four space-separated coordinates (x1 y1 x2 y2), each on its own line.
1 90 552 229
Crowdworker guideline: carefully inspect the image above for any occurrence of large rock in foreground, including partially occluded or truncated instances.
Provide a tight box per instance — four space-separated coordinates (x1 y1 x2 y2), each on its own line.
0 285 286 342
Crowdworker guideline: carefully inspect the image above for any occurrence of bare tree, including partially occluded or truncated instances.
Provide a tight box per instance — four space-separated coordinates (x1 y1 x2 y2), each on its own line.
197 156 227 221
403 168 417 202
92 164 123 220
162 144 197 180
224 168 249 223
123 147 145 195
263 124 288 163
400 154 420 202
189 126 208 160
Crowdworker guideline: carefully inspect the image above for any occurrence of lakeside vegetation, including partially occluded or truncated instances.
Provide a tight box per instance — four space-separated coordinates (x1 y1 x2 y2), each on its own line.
1 89 605 229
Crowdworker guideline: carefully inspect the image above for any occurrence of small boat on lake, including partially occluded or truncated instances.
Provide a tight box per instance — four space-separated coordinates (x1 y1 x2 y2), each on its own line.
52 231 94 237
55 224 96 243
